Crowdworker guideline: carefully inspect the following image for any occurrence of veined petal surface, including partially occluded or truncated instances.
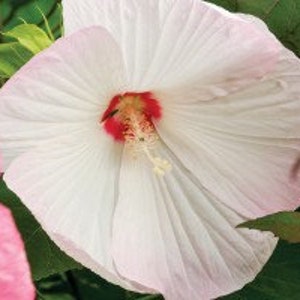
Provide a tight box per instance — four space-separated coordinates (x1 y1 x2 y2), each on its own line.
63 0 279 92
2 1 299 300
156 45 300 218
0 204 35 300
0 25 146 292
0 26 125 170
3 132 146 292
112 144 276 300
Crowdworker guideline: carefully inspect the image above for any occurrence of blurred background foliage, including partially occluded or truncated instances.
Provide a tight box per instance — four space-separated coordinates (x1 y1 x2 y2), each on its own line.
0 0 62 39
0 0 300 299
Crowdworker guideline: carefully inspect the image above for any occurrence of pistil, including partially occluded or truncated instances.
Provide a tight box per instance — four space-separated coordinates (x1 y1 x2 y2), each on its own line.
101 92 171 175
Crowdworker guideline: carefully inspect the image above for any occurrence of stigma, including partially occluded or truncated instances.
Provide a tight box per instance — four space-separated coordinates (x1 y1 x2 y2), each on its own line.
101 92 171 175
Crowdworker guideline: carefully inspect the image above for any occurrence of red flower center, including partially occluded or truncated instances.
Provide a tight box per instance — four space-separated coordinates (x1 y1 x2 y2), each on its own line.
101 92 162 142
101 92 171 175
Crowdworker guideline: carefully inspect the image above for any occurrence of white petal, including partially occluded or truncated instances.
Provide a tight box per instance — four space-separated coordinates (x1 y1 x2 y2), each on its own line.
63 0 279 91
236 13 272 32
112 144 276 300
0 26 125 170
156 46 300 218
3 132 145 292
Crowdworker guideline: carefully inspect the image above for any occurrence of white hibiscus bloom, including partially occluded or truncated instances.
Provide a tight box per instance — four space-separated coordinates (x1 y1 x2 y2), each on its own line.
1 0 300 299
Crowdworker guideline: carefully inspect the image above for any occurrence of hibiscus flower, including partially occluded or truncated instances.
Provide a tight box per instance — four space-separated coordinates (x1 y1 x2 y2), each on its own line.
0 0 300 299
0 203 35 300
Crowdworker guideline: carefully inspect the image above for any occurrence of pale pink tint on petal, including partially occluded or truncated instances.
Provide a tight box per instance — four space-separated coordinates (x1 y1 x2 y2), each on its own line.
63 0 279 92
0 26 126 170
0 204 35 300
155 40 300 220
3 132 149 293
112 144 277 300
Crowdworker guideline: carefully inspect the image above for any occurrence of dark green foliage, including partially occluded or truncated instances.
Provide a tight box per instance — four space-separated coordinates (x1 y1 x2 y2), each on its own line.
0 0 62 39
0 42 33 77
221 241 300 300
207 0 300 57
238 212 300 243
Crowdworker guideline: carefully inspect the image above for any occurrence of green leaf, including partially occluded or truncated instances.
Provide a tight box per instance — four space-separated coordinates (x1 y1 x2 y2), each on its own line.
2 0 62 40
3 24 52 53
36 269 163 300
0 42 33 77
0 179 82 280
237 212 300 243
0 0 13 25
205 0 238 11
221 241 300 300
205 0 300 56
71 269 127 300
36 273 76 300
